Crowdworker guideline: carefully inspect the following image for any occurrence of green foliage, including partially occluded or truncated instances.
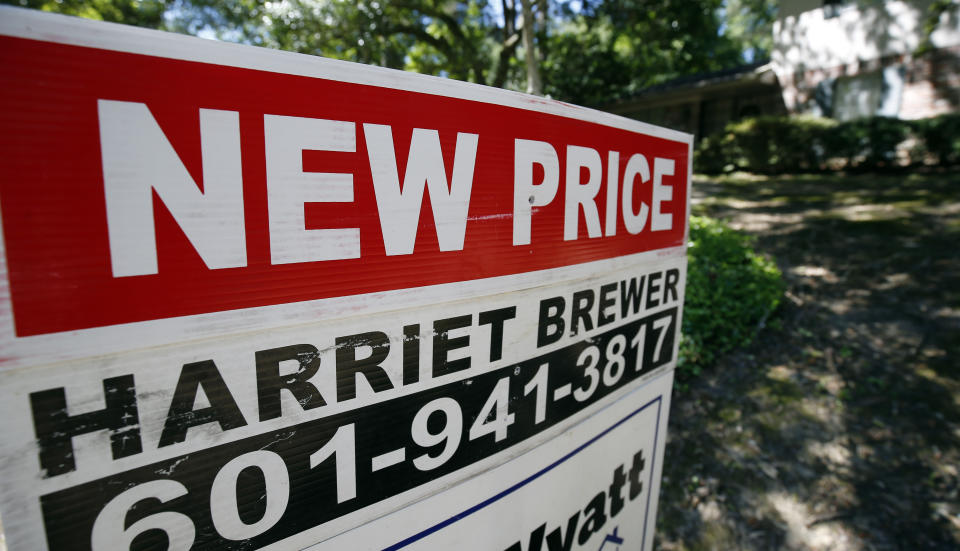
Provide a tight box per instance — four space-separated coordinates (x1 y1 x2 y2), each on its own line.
173 0 500 83
695 114 960 174
545 0 744 105
722 0 777 61
735 116 834 173
693 132 735 175
679 216 783 376
823 116 910 169
695 116 837 174
1 0 168 27
910 113 960 165
541 17 632 106
8 0 783 105
917 0 960 55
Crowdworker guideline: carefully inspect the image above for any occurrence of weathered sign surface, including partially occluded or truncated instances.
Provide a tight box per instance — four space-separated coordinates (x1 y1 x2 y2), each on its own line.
0 7 691 550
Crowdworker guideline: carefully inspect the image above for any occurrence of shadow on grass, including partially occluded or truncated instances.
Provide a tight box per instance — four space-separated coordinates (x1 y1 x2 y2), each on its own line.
656 172 960 550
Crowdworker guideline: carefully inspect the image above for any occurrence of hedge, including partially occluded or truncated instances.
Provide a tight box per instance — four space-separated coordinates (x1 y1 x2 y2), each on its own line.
695 113 960 174
912 113 960 166
679 216 783 377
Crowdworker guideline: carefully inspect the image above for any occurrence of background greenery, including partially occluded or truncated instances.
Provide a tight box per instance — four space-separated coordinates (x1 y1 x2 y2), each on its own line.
679 216 783 378
2 0 777 106
696 113 960 174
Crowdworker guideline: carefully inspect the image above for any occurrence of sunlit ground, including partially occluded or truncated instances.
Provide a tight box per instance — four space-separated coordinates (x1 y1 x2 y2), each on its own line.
657 171 960 550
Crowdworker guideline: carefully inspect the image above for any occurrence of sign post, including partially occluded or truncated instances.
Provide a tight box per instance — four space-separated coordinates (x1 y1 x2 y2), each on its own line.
0 7 692 550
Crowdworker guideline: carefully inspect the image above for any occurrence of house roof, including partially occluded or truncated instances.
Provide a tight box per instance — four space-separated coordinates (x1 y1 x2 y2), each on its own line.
605 60 779 111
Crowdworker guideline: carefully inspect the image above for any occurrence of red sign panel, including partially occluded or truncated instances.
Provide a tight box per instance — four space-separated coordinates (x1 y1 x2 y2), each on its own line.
0 35 688 337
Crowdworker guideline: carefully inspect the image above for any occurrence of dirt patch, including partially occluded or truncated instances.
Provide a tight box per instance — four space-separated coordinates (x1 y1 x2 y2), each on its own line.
656 172 960 550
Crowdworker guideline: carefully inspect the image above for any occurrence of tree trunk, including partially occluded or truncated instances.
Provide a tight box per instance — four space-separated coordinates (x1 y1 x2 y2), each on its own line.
520 0 542 95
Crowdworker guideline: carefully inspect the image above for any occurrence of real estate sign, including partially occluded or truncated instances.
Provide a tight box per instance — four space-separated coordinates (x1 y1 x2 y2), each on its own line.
0 7 692 550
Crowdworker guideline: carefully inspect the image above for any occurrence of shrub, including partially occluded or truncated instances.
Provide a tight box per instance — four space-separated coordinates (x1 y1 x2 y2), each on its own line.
825 116 910 169
911 113 960 165
694 113 955 173
696 116 836 174
679 216 783 377
694 132 735 174
732 116 835 173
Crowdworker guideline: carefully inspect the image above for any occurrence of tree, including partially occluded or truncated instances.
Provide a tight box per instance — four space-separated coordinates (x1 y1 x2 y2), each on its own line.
542 0 743 106
171 0 529 88
519 0 543 94
918 0 960 55
1 0 169 27
6 0 779 106
723 0 777 61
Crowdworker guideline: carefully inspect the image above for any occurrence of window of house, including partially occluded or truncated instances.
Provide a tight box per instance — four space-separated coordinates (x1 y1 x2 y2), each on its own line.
830 66 904 121
834 71 883 120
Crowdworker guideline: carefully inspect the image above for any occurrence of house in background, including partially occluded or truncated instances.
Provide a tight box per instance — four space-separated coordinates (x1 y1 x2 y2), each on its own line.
775 0 960 121
603 60 787 138
606 0 960 137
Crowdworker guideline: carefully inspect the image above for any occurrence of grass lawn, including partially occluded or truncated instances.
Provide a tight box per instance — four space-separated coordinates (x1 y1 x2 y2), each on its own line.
656 171 960 550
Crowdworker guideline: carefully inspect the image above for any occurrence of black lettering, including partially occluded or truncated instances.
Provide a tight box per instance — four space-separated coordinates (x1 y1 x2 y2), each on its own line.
619 275 645 318
578 491 608 545
30 375 141 477
528 523 546 551
159 361 246 447
505 524 546 551
433 315 472 377
479 306 517 362
336 331 394 402
537 297 565 348
645 272 662 308
571 290 594 335
597 283 617 327
255 344 326 422
545 512 579 551
609 464 627 517
403 324 420 385
664 267 680 303
629 449 646 499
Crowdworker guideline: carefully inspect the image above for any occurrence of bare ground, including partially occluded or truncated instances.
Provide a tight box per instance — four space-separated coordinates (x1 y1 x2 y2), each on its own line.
655 172 960 550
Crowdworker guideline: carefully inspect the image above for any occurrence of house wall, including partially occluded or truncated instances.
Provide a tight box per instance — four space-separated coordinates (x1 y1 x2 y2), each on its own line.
900 44 960 118
773 0 960 118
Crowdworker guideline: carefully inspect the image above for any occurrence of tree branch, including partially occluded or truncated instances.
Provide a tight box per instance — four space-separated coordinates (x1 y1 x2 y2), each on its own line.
491 31 521 88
